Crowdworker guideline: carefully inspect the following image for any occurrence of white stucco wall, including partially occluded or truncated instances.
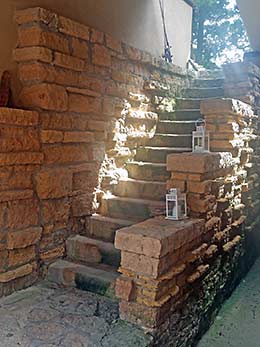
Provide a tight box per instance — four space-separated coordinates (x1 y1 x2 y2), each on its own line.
237 0 260 51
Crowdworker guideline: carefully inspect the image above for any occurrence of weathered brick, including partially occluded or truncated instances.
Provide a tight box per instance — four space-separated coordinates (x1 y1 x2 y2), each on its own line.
42 198 70 224
43 144 90 164
78 75 103 93
90 28 104 44
72 193 93 217
124 45 142 61
40 130 63 143
53 52 85 71
68 93 101 114
15 7 56 25
7 199 39 230
0 263 34 283
105 34 122 53
167 152 233 174
19 83 68 111
0 126 40 152
59 16 90 40
73 171 98 192
8 246 36 268
19 62 79 86
13 47 53 63
0 108 38 126
7 227 42 250
18 25 69 54
35 168 72 199
40 112 88 131
71 37 89 59
0 166 36 191
92 44 111 67
0 203 6 229
0 152 43 166
88 120 108 132
63 131 94 143
115 277 135 301
40 245 65 262
0 190 33 203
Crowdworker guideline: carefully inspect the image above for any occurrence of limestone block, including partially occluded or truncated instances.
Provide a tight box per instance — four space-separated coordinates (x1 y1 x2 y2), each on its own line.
0 263 34 283
200 98 253 117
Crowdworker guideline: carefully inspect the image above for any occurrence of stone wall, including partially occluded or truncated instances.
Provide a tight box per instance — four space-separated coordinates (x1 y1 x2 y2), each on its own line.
114 98 260 346
0 108 41 295
0 7 188 295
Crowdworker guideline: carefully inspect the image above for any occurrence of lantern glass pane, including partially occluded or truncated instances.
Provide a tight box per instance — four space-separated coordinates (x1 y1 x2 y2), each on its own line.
179 198 187 219
167 199 177 219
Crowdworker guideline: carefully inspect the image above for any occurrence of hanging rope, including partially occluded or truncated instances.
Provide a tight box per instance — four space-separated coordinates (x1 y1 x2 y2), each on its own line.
159 0 173 63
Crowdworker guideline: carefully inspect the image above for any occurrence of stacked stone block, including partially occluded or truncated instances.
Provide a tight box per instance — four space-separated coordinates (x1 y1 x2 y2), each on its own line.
0 108 41 295
115 98 260 345
14 7 187 237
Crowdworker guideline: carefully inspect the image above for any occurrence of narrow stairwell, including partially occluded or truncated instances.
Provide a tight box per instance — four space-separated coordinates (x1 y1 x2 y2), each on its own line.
47 75 225 297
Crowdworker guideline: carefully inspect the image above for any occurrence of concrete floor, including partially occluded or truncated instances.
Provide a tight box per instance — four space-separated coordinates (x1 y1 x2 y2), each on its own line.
198 257 260 347
0 282 151 347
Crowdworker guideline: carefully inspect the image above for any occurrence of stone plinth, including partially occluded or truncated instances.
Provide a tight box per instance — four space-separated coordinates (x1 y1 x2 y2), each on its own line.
115 218 205 328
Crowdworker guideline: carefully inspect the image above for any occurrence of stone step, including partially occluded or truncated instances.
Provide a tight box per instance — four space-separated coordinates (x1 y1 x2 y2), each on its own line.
113 178 166 200
158 109 201 120
157 120 196 134
48 259 118 297
148 134 192 148
100 195 165 222
191 78 224 88
126 161 169 181
66 235 121 267
86 214 134 243
183 87 224 99
135 146 191 163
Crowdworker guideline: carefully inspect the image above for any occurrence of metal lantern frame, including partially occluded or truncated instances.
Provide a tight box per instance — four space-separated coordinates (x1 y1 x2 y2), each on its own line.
166 188 187 221
192 118 210 153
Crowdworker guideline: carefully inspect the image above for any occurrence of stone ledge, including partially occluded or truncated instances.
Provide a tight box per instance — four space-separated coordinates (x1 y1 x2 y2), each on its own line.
200 98 254 117
115 218 204 259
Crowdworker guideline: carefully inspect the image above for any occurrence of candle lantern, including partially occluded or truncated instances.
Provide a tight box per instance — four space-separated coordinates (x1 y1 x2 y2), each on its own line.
192 119 210 153
166 188 187 220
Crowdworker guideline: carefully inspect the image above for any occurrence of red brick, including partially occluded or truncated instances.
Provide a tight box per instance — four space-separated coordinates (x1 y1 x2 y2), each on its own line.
35 168 72 199
68 93 101 113
13 47 53 63
72 193 93 217
116 277 135 301
7 199 39 230
90 28 104 44
43 144 90 164
105 34 122 53
19 83 68 112
8 246 36 268
40 130 63 143
7 227 42 250
0 190 33 203
42 198 70 224
66 87 100 98
92 44 111 67
40 112 88 131
0 108 38 126
53 52 85 71
0 167 35 191
15 7 56 25
78 75 103 93
124 45 142 61
18 25 69 54
59 16 90 40
63 131 94 143
71 37 89 59
0 125 40 152
0 152 43 166
0 263 34 283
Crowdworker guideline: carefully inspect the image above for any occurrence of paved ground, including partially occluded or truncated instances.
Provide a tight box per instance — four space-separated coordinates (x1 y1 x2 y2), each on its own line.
198 257 260 347
0 282 151 347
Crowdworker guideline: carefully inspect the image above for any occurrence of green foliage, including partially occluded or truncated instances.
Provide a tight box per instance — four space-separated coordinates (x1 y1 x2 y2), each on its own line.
192 0 250 68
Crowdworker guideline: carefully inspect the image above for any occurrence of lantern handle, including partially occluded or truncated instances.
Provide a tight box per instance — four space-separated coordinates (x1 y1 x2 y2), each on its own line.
195 118 206 127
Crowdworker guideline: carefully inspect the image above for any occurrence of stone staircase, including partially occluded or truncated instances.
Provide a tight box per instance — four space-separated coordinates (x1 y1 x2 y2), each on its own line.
47 75 225 296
